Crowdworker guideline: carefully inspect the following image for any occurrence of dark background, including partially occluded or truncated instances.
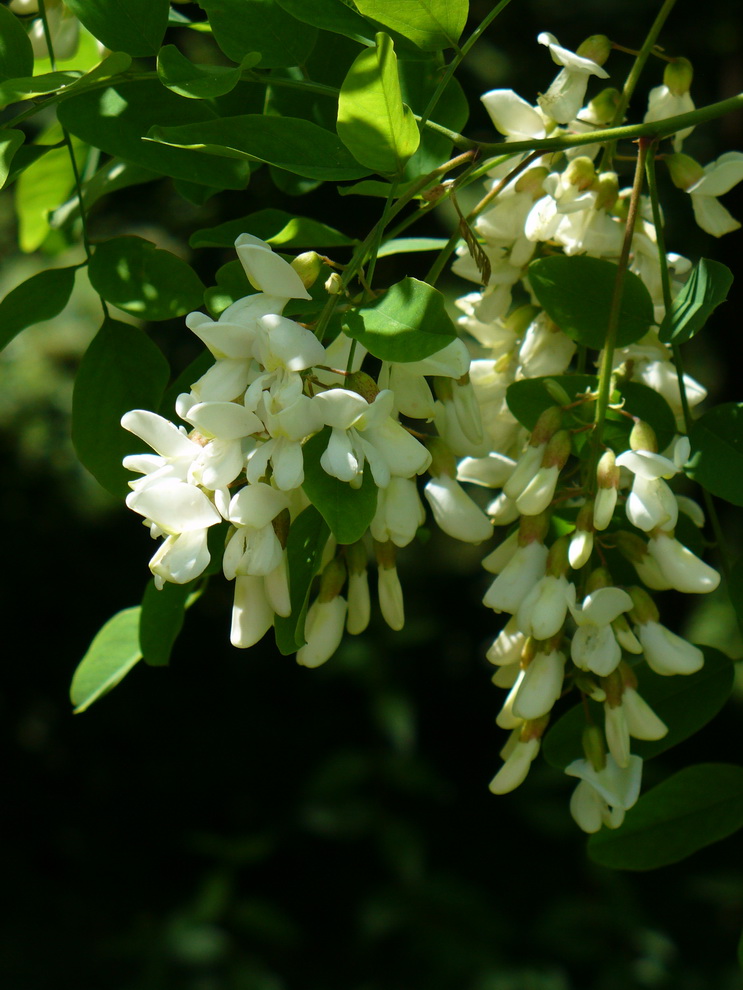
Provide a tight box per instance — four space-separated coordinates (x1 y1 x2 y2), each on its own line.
2 1 743 987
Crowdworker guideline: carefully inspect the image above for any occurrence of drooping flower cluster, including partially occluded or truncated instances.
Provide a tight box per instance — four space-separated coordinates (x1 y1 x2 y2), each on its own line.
449 32 730 831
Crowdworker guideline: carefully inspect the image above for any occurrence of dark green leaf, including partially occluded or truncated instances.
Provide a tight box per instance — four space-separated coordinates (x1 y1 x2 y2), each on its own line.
88 236 205 321
0 266 76 352
605 381 677 454
199 0 317 68
274 506 330 655
528 256 655 349
157 44 259 99
354 0 468 50
506 374 598 430
139 579 198 667
398 57 468 179
658 259 733 345
57 82 251 188
337 178 421 199
687 403 743 507
337 32 419 176
343 276 456 361
728 557 743 639
543 646 734 770
0 128 23 188
302 428 378 543
70 607 142 713
275 0 376 44
205 259 254 317
269 165 323 197
190 209 356 249
0 5 33 80
588 763 743 870
147 114 370 181
72 318 170 497
0 71 82 109
64 0 169 56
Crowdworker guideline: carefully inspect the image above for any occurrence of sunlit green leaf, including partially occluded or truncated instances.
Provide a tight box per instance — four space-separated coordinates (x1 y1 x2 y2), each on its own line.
343 276 456 361
0 266 76 352
354 0 468 50
65 0 169 56
302 428 379 544
275 0 376 43
88 236 205 321
274 506 330 655
0 71 81 109
57 82 251 188
588 763 743 870
337 32 419 175
70 607 142 713
199 0 317 67
528 256 655 349
15 129 84 252
147 115 371 182
377 236 448 257
190 209 356 249
72 318 170 497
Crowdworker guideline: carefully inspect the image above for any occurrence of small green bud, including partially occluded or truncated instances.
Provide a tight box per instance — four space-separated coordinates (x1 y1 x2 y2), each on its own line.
601 669 624 708
324 272 343 295
664 57 693 97
518 511 550 547
544 378 572 406
346 371 379 404
586 87 622 125
291 251 323 289
629 419 657 453
594 171 619 211
530 406 563 446
318 557 347 602
597 449 619 490
426 436 457 478
520 714 550 742
542 429 572 470
515 166 550 197
504 304 540 336
582 724 607 772
345 540 368 576
546 535 570 576
373 539 397 570
564 156 597 191
665 153 704 190
627 585 660 624
586 566 612 593
577 34 611 66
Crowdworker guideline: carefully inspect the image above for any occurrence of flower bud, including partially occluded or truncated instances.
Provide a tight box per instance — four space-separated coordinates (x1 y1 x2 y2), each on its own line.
544 378 572 406
664 57 693 97
594 171 619 211
594 450 619 530
577 34 611 66
291 250 323 289
515 167 550 197
564 156 597 191
324 272 344 295
582 724 606 773
629 419 657 453
345 370 379 403
647 530 720 594
318 556 347 603
666 153 705 190
569 502 594 569
504 304 540 335
627 585 660 625
586 87 622 125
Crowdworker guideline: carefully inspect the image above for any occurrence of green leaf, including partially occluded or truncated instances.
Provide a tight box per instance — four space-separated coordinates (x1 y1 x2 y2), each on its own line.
57 82 251 189
198 0 317 68
528 256 655 350
88 236 205 321
607 381 677 453
157 44 259 99
274 506 330 655
0 266 76 352
399 60 468 178
56 159 160 226
64 0 170 57
0 129 25 189
337 178 421 199
139 579 199 667
0 4 34 80
302 428 378 543
377 236 448 257
543 646 734 771
72 318 170 497
205 259 253 317
343 276 456 361
15 128 84 253
190 209 356 249
506 374 598 430
0 71 82 109
354 0 468 50
588 763 743 870
728 557 743 639
70 607 143 713
687 403 743 507
658 258 734 345
274 0 376 44
147 114 370 182
337 32 419 176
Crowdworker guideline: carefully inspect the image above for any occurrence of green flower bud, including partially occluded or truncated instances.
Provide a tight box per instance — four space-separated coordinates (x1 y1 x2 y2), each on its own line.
318 557 347 602
324 272 343 295
629 419 657 453
564 156 597 190
582 723 607 772
586 87 622 125
664 57 693 97
665 153 705 190
346 370 379 403
577 34 612 66
627 585 660 624
291 250 323 289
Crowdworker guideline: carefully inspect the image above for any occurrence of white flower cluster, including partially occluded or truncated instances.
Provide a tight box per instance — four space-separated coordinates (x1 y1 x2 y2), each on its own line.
122 235 496 666
449 33 728 831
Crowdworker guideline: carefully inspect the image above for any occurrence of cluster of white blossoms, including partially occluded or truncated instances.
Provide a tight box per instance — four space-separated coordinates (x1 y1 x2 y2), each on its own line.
449 33 732 831
121 30 735 834
122 234 496 668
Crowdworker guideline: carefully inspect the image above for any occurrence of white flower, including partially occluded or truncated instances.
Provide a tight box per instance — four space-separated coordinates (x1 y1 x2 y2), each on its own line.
516 574 570 640
369 476 426 547
636 620 704 676
647 531 720 594
230 574 275 648
296 597 347 668
235 233 312 299
221 483 289 579
486 615 525 665
568 585 633 677
480 89 547 141
377 564 405 631
489 735 540 794
566 755 643 833
537 32 610 124
645 85 695 151
483 539 549 614
615 448 681 533
423 474 493 544
510 649 566 720
688 152 743 237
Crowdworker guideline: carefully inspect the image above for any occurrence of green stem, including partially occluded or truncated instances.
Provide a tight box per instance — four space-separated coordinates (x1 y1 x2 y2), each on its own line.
601 0 678 170
591 138 651 473
418 0 515 132
364 177 399 291
644 144 733 580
